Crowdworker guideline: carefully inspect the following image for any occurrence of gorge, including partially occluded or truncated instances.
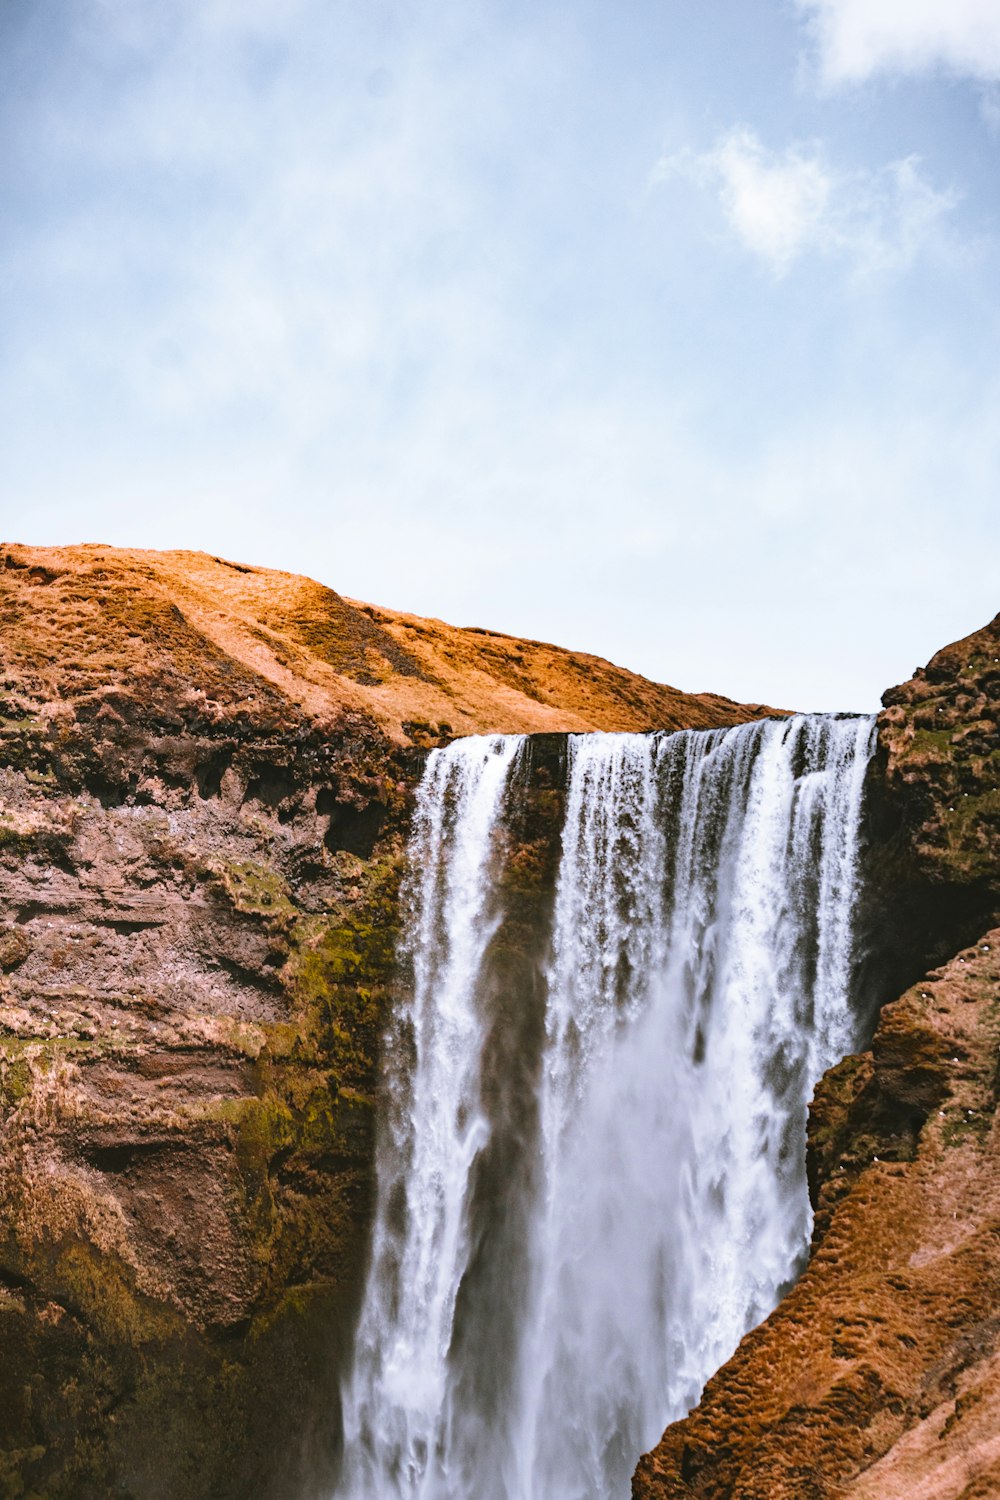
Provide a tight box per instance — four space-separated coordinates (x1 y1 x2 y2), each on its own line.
0 543 997 1500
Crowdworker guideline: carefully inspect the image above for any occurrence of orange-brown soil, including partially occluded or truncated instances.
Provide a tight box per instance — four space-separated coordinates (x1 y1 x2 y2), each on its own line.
0 542 778 743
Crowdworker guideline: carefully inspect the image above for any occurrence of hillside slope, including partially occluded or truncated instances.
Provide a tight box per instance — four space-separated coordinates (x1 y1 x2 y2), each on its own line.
0 543 777 746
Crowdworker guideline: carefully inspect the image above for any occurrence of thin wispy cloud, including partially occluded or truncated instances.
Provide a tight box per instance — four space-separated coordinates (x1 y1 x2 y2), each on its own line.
654 128 960 278
796 0 1000 87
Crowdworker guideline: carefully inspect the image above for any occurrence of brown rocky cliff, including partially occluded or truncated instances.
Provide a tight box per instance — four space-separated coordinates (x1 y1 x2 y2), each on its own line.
633 610 1000 1500
0 543 775 1500
861 611 1000 993
877 611 1000 898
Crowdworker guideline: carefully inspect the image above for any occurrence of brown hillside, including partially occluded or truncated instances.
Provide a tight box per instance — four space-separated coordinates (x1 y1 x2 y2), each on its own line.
0 542 779 742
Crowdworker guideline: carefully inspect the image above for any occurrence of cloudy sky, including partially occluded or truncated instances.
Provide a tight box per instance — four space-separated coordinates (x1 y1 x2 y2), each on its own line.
2 0 999 710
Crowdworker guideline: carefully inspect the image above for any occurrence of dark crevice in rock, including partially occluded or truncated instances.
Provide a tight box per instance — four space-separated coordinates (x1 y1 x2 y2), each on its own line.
195 749 231 799
320 793 387 858
82 1140 186 1173
210 952 286 995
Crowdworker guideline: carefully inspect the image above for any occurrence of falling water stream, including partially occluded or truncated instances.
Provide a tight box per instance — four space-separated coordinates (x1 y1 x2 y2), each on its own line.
339 716 876 1500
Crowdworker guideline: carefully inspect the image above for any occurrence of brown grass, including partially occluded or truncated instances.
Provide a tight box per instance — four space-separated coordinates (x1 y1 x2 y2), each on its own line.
0 542 783 741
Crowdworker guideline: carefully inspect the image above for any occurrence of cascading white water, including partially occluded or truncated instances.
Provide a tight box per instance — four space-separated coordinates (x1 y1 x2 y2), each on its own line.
339 714 875 1500
341 734 527 1500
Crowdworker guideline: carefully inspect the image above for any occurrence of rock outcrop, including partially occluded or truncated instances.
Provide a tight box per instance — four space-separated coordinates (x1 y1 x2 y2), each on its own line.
634 611 1000 1500
0 544 774 1500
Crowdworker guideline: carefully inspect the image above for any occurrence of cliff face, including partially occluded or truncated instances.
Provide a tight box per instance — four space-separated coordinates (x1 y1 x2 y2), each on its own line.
634 611 1000 1500
860 613 1000 994
0 545 774 1500
7 544 993 1500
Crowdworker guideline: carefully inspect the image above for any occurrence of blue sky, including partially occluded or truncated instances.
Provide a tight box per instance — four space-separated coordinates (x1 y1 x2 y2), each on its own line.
2 0 999 710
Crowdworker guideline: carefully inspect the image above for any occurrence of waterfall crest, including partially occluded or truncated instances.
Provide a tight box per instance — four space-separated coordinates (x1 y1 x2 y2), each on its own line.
340 715 875 1500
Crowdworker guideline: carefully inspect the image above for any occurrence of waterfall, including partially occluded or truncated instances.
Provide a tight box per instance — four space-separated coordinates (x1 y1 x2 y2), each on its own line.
339 715 875 1500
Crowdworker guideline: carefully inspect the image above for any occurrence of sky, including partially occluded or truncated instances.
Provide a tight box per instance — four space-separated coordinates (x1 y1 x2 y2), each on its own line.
2 0 999 711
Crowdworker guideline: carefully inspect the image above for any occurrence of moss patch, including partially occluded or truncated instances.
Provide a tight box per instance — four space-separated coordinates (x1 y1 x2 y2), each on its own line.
206 859 297 922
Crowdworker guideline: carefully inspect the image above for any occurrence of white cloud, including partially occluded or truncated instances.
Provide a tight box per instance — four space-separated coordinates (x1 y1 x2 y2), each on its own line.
655 128 959 277
796 0 1000 86
657 130 832 275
